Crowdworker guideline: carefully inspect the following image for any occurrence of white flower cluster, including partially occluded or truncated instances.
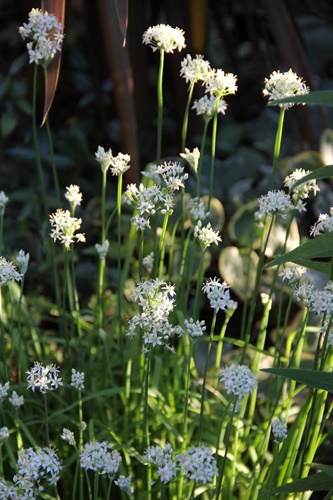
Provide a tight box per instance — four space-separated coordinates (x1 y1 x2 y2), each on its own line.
9 390 24 409
65 184 82 211
180 54 210 84
0 257 22 286
272 418 288 443
0 191 8 216
192 94 228 120
176 445 218 485
95 239 110 260
80 441 122 479
284 168 319 202
18 8 64 67
180 147 200 173
202 278 237 313
257 190 305 220
310 207 333 237
220 364 257 402
280 265 307 287
127 278 181 352
16 249 30 275
263 69 309 109
49 208 86 249
204 68 238 99
183 318 206 342
0 427 9 443
0 382 10 403
142 24 186 53
187 197 210 222
194 221 222 249
26 362 63 394
14 447 62 491
125 162 188 231
115 474 132 496
71 368 85 390
95 146 131 176
61 428 76 447
143 443 179 484
143 252 154 273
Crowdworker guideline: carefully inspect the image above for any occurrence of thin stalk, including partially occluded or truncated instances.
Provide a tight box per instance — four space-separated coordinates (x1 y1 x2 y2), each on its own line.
208 98 220 211
215 399 238 499
197 119 210 198
44 394 49 446
156 50 165 164
269 108 285 190
158 213 170 279
143 352 152 499
214 306 237 389
181 82 195 152
193 250 206 321
117 174 124 364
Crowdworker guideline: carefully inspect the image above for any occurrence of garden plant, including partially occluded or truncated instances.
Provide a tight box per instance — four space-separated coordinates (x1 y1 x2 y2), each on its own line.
2 5 333 500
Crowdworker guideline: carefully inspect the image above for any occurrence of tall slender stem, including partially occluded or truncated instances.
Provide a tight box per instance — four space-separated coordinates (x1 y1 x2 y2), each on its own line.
156 50 165 164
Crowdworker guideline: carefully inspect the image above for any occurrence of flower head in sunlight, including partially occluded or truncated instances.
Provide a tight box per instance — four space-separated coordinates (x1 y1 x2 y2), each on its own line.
49 209 85 249
143 443 178 484
95 146 112 173
192 94 228 121
143 24 185 53
257 190 301 220
180 54 210 84
61 428 76 447
284 168 319 201
310 207 333 237
0 257 22 286
110 152 131 176
15 249 30 275
180 147 200 173
65 185 83 211
194 221 222 249
26 362 62 394
176 446 218 485
18 8 64 67
14 447 62 489
202 278 237 312
220 364 257 402
263 69 309 109
204 68 238 99
70 369 85 390
183 318 206 342
80 441 121 479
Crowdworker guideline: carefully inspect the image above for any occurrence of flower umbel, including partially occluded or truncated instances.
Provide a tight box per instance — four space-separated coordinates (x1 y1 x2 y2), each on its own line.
143 443 179 484
263 69 309 109
49 208 85 249
180 147 200 173
180 54 210 84
26 362 63 394
18 8 64 67
71 369 85 390
272 418 288 444
202 278 237 312
310 207 333 237
192 94 227 121
204 68 238 99
0 257 22 286
80 441 121 479
65 184 83 211
176 446 218 485
142 24 185 53
15 249 30 275
220 364 257 402
194 221 222 249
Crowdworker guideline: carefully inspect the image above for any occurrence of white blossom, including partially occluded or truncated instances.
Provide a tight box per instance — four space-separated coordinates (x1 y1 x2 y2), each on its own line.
272 418 288 443
49 208 85 249
180 54 210 84
176 446 218 485
16 249 30 275
263 69 309 109
192 94 227 120
194 221 222 249
142 24 185 53
71 369 85 390
26 362 63 394
65 184 83 211
0 258 22 286
0 191 9 216
180 147 200 173
80 441 121 479
204 68 238 99
220 364 257 402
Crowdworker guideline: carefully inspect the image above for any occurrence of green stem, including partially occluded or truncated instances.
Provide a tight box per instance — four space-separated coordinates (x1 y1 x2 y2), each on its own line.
181 82 195 152
156 50 165 164
197 119 210 198
208 98 220 211
193 250 206 320
215 399 238 498
269 107 285 190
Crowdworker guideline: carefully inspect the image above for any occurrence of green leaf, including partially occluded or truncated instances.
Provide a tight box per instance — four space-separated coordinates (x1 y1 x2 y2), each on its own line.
290 165 333 192
261 368 333 392
265 231 333 270
311 463 333 479
270 90 333 107
260 472 332 497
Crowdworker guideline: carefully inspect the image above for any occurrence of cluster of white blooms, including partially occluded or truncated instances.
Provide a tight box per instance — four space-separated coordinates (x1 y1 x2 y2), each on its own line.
0 427 9 443
95 146 131 176
183 318 206 342
61 428 76 447
180 54 210 84
194 221 222 249
114 474 132 496
143 252 154 273
9 391 24 409
284 168 319 201
125 162 187 231
26 362 63 394
192 94 228 120
65 184 83 211
95 239 109 260
49 208 85 249
143 443 179 484
187 197 210 222
80 441 121 479
257 190 305 221
280 265 307 287
220 364 257 402
0 382 10 403
272 418 288 443
15 249 30 275
180 147 200 173
202 278 237 313
204 68 238 99
95 146 113 172
142 24 186 53
0 257 22 286
263 69 309 109
176 446 218 485
310 207 333 237
0 191 8 216
70 368 85 390
18 8 64 67
127 278 182 352
14 447 62 490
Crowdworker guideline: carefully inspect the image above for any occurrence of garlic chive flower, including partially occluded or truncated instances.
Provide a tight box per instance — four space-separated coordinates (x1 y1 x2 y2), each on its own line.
143 252 154 273
110 152 131 176
180 147 200 173
65 184 82 211
14 447 62 489
61 428 76 447
142 24 185 53
187 197 210 223
95 146 113 173
194 220 222 249
95 239 109 260
0 382 10 403
176 446 218 485
202 278 237 312
115 475 132 496
80 441 121 479
156 161 189 191
220 364 257 402
18 8 64 68
204 68 238 99
180 54 210 84
70 369 85 390
49 208 85 249
257 190 304 220
0 191 8 216
272 418 288 443
143 443 179 484
26 362 63 394
263 69 309 109
310 207 333 237
0 427 9 443
16 249 30 275
183 318 206 342
284 168 319 201
279 265 307 287
192 94 228 120
9 391 24 409
0 257 23 286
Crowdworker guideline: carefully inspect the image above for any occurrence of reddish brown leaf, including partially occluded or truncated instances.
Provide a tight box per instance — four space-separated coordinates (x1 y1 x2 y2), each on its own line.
41 0 66 126
114 0 128 47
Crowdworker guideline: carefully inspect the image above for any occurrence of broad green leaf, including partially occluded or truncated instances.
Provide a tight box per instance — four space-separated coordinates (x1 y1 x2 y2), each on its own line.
265 231 333 270
260 472 332 497
261 368 333 392
311 463 333 479
290 165 333 192
270 90 333 107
